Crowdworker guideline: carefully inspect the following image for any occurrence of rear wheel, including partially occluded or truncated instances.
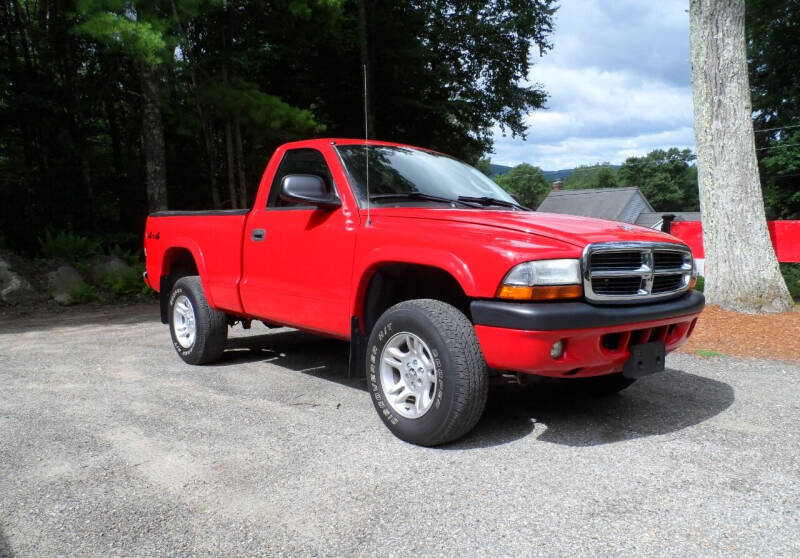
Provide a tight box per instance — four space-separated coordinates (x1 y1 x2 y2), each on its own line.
168 276 228 364
367 299 488 446
574 373 636 396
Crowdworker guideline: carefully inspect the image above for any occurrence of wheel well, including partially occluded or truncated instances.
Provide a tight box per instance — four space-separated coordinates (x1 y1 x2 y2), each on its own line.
163 248 198 279
159 248 199 323
361 264 471 334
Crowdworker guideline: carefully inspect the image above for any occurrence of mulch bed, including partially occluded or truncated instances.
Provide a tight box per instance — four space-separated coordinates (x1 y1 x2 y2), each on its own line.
679 305 800 362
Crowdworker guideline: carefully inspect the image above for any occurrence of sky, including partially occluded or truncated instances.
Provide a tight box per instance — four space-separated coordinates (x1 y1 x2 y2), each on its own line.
491 0 694 171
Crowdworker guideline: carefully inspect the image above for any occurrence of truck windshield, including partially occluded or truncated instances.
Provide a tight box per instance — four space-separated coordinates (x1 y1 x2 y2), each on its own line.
335 145 524 209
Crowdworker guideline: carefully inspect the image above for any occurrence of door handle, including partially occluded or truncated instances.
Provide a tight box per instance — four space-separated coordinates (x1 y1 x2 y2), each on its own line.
251 228 266 242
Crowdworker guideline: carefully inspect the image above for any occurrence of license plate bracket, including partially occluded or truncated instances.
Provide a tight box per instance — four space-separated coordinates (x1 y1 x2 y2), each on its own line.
623 340 666 378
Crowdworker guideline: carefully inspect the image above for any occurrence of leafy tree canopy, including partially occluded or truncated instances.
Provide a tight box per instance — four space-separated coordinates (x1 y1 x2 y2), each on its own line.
747 0 800 219
760 130 800 219
0 0 557 252
564 163 617 189
746 0 800 131
494 163 550 209
617 148 699 212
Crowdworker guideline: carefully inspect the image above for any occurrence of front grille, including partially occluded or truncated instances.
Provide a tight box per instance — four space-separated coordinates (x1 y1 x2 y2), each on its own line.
590 251 643 270
592 276 643 295
583 242 693 303
654 251 685 270
652 274 684 293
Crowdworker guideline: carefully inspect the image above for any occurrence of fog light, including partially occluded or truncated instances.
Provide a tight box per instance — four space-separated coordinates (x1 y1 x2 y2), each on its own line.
550 340 564 359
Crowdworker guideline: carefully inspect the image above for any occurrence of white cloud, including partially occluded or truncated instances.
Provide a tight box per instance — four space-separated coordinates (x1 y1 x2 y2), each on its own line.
492 0 694 169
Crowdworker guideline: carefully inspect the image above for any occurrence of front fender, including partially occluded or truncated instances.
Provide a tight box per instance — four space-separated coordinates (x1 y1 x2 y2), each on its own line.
350 245 477 321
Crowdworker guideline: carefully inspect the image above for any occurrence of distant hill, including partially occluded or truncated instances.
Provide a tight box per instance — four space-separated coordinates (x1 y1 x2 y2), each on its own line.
542 169 575 181
489 163 621 182
488 163 512 177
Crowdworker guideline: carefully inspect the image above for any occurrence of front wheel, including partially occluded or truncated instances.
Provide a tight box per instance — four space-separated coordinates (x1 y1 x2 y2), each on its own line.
168 276 228 364
367 299 488 446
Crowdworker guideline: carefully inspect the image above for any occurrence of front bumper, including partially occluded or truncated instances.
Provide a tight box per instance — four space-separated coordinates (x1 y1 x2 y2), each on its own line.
471 291 704 378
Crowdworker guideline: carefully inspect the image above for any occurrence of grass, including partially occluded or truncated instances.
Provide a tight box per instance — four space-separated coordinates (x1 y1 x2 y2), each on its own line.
68 283 97 304
779 263 800 302
693 275 704 292
98 265 148 297
696 349 723 358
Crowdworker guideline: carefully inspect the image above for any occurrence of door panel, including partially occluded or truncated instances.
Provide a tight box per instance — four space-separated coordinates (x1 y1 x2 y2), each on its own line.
240 148 357 338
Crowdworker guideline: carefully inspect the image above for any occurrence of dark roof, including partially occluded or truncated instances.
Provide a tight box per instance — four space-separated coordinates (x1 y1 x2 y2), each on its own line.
536 187 654 222
635 211 702 228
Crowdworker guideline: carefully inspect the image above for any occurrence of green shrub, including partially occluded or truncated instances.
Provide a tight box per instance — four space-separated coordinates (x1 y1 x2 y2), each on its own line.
780 263 800 302
693 275 704 292
38 230 102 263
99 265 143 297
68 283 97 304
108 244 142 267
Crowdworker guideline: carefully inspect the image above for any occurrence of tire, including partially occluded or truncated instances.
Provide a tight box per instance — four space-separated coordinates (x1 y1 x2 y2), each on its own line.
574 373 637 396
366 299 488 446
168 276 228 365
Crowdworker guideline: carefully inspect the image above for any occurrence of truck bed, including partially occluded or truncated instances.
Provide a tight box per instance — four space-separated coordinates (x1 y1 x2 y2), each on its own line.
145 212 250 314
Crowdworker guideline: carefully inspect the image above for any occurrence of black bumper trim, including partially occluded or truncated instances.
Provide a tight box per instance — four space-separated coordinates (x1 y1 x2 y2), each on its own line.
471 291 705 331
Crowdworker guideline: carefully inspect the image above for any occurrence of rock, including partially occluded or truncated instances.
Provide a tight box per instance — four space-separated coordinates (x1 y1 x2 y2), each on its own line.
0 254 37 305
47 265 88 305
88 256 134 284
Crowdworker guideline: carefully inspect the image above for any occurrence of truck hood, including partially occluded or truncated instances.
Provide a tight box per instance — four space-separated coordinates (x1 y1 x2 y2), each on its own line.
370 208 684 248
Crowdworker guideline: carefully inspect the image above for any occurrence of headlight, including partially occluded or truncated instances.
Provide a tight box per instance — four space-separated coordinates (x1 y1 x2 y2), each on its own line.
497 259 584 301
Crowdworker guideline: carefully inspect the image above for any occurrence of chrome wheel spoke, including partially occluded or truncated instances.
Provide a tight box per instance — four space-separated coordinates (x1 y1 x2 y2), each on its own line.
414 393 425 414
392 387 413 406
419 351 434 370
407 335 421 356
383 347 405 369
379 331 438 420
387 379 406 397
172 294 196 349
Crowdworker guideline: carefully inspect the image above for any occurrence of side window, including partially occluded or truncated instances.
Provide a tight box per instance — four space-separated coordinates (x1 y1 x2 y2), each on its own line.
267 148 335 208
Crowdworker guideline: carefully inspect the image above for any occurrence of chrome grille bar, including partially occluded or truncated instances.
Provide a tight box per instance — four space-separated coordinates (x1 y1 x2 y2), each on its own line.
582 242 694 304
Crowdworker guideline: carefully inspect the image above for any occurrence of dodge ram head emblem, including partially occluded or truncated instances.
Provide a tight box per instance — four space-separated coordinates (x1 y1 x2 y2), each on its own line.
619 224 634 231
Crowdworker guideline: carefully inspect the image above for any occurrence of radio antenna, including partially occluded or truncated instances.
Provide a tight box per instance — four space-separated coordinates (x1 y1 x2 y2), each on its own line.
363 63 371 227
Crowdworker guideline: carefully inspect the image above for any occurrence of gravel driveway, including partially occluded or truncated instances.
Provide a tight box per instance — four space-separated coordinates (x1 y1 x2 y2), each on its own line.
1 303 798 557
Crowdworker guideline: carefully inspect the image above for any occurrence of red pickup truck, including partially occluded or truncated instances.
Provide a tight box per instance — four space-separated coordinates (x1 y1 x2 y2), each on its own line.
144 138 704 446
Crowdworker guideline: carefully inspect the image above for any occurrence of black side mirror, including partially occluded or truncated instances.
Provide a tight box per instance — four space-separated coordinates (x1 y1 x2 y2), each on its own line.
280 174 341 209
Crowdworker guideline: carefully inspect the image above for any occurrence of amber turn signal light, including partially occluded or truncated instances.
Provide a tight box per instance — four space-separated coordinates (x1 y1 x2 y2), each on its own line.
689 276 698 289
497 284 583 301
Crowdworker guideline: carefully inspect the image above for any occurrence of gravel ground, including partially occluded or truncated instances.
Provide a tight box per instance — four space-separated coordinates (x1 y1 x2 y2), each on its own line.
1 303 798 557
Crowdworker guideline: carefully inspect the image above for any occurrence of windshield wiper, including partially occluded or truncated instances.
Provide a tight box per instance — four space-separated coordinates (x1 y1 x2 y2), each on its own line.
369 192 476 207
457 196 531 211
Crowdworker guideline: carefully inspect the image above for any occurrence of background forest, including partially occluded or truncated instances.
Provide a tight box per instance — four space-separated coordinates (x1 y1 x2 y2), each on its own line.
1 0 798 261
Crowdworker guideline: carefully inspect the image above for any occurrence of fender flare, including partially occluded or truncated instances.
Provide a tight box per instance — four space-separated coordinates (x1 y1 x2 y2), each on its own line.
350 246 477 328
159 239 215 320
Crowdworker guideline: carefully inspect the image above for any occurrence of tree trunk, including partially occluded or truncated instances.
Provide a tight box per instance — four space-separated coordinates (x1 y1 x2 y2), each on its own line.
689 0 792 313
137 62 169 212
224 115 237 208
169 0 221 209
234 117 247 208
203 119 222 209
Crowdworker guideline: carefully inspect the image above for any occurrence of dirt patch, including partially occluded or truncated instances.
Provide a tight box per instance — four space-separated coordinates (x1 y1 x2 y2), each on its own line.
679 305 800 362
